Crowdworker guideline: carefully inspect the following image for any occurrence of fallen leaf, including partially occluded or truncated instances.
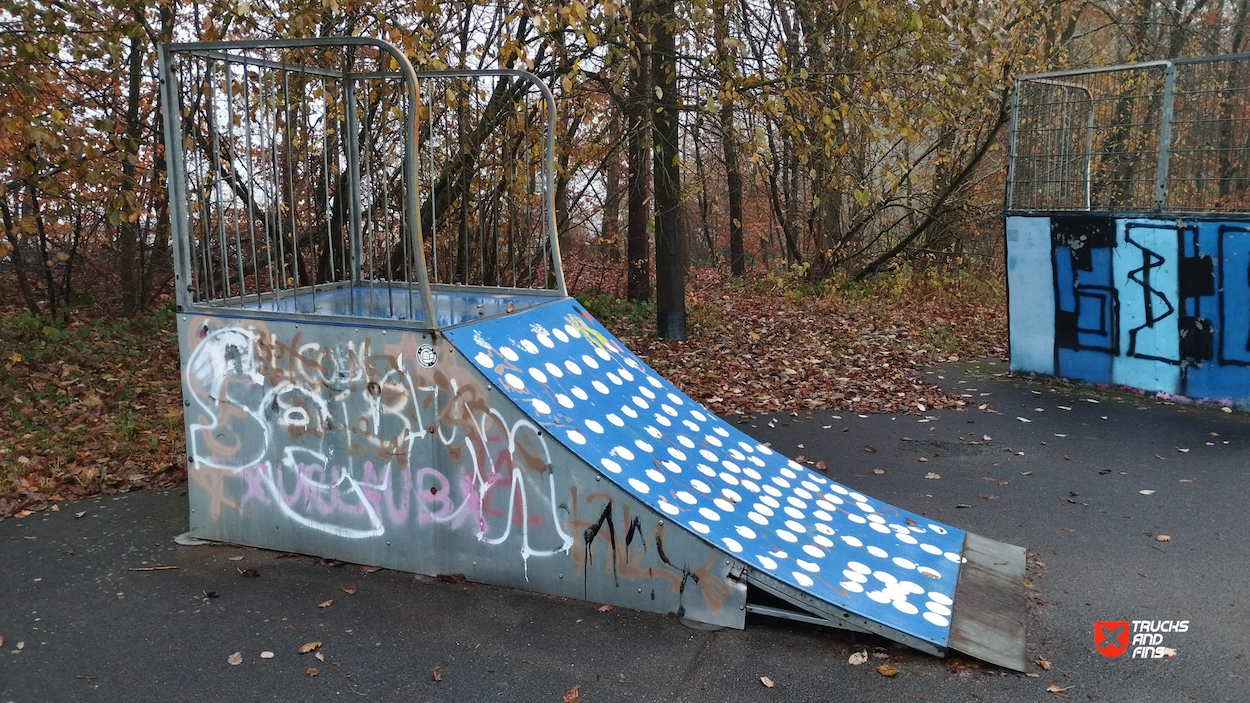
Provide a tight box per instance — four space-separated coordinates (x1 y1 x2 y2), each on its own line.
1036 655 1052 671
1016 417 1032 423
597 604 613 613
340 585 357 595
15 510 32 518
1140 490 1156 495
359 565 382 574
229 556 244 561
1046 683 1072 693
925 472 941 479
877 664 899 677
1179 479 1192 483
1063 527 1076 532
306 667 319 677
904 517 917 526
1155 535 1171 542
760 676 775 688
74 511 86 519
864 445 877 453
228 652 242 666
575 618 584 624
563 683 580 702
1177 447 1190 453
1222 406 1233 413
956 503 973 509
794 454 807 463
1021 471 1033 476
431 665 444 682
314 652 324 662
872 468 885 475
982 434 992 441
815 460 827 471
318 599 333 608
298 641 322 654
15 641 23 650
260 651 274 659
238 568 260 577
918 456 929 463
848 651 868 665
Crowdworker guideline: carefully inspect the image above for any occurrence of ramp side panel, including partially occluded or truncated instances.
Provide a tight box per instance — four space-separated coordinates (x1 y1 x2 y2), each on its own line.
447 298 966 647
178 312 745 628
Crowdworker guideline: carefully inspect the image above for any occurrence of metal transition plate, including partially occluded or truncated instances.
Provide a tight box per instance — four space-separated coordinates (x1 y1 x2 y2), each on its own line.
448 298 972 650
947 532 1028 671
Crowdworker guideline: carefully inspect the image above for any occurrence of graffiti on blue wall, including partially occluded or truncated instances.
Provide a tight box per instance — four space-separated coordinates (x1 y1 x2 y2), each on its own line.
1007 215 1250 407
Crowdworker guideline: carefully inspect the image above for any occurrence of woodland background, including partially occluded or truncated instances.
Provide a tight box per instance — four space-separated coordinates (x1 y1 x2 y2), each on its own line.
2 0 1248 513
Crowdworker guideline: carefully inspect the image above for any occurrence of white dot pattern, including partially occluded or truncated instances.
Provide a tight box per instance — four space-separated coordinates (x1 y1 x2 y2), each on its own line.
449 300 965 648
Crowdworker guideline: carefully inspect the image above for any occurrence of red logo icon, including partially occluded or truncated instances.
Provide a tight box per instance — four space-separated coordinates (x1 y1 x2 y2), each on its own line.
1095 620 1129 658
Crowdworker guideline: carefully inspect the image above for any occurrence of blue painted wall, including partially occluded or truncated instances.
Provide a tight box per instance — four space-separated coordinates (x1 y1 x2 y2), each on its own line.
1007 215 1250 408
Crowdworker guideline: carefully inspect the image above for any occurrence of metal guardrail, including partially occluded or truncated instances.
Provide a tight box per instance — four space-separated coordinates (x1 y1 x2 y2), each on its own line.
1007 53 1250 215
159 38 563 328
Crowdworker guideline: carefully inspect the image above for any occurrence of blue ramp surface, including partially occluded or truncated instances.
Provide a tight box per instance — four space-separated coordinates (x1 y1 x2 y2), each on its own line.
446 298 966 649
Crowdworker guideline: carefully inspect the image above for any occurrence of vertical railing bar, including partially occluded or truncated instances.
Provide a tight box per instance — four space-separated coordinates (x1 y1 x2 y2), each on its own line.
201 59 214 301
363 74 378 314
300 61 317 314
1156 62 1177 212
478 79 486 287
322 76 337 296
209 59 231 299
380 79 396 318
405 78 417 320
1084 84 1094 210
260 60 279 309
227 59 248 300
242 58 263 309
284 67 302 303
345 72 364 316
429 77 437 285
271 62 290 306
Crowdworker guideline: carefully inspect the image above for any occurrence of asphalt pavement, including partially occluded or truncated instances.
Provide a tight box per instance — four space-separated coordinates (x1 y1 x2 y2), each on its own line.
2 358 1247 702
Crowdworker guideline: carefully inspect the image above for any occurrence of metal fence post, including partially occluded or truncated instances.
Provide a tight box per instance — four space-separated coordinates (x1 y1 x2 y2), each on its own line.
1155 62 1177 212
1005 78 1021 211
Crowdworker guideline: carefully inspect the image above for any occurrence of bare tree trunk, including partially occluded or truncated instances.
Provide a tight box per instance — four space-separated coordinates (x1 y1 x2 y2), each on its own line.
653 0 686 340
713 1 745 277
601 141 623 262
1 199 41 315
626 0 652 302
118 34 144 314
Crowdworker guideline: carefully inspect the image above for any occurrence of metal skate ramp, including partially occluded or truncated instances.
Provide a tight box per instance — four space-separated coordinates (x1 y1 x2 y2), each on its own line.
445 297 1027 670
